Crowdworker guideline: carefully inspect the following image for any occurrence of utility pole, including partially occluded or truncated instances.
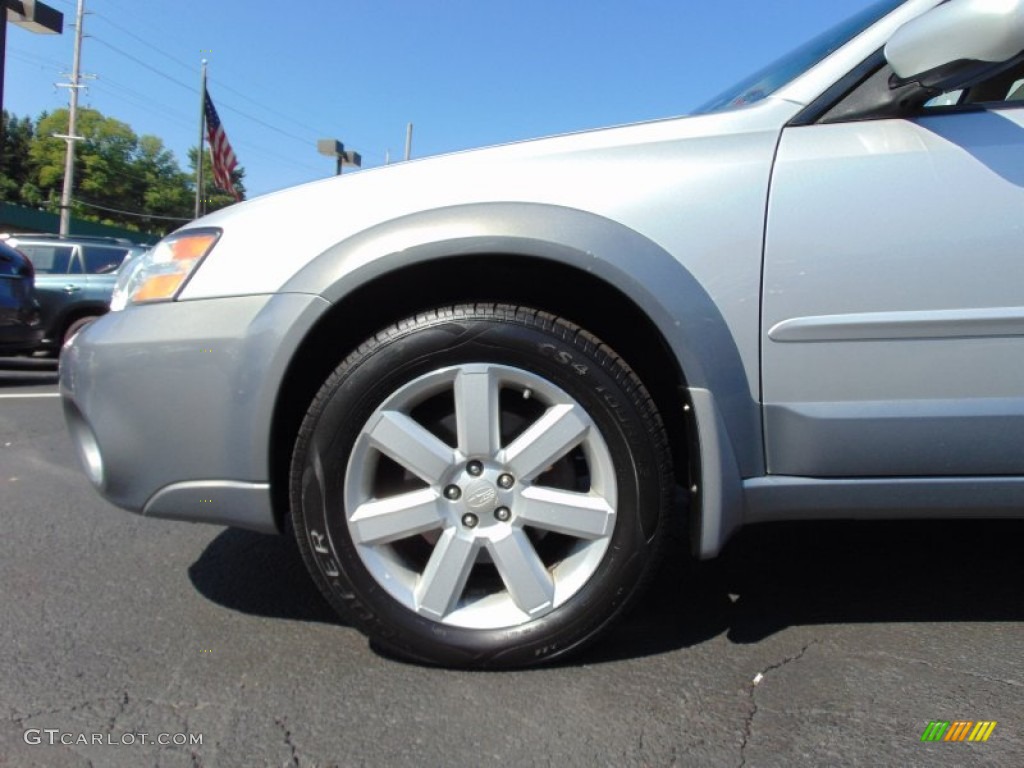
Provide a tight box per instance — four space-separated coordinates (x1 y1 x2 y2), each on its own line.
55 0 85 236
404 122 413 161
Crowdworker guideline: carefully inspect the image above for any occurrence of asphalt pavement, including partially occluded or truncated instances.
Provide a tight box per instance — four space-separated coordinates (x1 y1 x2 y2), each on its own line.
1 358 1021 767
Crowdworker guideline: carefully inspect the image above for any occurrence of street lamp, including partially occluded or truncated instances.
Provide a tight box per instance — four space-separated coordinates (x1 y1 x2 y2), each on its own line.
317 138 361 176
2 1 63 139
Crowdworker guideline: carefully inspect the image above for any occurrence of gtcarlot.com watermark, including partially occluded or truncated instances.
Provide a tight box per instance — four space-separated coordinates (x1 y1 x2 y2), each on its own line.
24 728 202 747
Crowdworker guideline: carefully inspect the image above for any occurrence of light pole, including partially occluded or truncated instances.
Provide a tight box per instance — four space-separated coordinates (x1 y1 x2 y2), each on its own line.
317 138 361 176
2 1 64 143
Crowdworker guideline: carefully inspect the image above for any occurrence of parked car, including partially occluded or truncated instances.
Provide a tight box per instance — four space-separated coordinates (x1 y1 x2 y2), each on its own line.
62 0 1024 668
1 234 147 352
0 240 43 354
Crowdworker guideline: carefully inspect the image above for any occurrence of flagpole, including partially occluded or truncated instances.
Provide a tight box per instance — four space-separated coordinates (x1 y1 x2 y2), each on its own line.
195 59 207 219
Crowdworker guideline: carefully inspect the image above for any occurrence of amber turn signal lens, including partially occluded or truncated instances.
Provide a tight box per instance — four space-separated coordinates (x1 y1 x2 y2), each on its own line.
132 274 186 303
129 231 220 304
168 233 218 262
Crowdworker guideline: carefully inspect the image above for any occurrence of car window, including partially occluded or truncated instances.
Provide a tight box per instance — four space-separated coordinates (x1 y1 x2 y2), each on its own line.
0 243 31 277
694 0 906 114
19 245 77 274
923 60 1024 110
924 90 963 108
82 245 129 274
821 54 1024 124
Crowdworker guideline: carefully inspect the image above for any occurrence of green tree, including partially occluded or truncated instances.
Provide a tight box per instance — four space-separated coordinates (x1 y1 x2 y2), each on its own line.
135 135 193 231
188 145 246 215
28 108 139 218
8 106 245 233
0 111 36 202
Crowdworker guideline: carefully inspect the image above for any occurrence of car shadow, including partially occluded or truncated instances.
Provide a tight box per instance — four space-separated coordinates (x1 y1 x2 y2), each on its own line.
580 518 1024 665
188 518 1024 665
187 528 341 625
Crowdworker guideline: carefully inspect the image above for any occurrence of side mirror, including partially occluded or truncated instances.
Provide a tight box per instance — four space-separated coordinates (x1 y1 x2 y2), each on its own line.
885 0 1024 90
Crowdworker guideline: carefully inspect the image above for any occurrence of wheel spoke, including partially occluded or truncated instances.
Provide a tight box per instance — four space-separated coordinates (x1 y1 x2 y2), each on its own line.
366 410 456 485
486 529 555 616
349 488 444 545
414 529 480 619
454 365 500 458
498 403 589 481
517 487 614 540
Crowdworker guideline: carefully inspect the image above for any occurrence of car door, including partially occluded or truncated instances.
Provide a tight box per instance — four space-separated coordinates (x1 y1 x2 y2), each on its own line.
20 243 84 341
762 66 1024 477
80 244 129 303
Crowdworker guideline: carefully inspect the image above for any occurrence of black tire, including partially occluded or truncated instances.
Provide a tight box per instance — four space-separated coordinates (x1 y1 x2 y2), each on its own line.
290 304 673 668
62 316 97 347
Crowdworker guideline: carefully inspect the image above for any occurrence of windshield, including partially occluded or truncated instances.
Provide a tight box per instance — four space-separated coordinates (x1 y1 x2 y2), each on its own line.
694 0 907 114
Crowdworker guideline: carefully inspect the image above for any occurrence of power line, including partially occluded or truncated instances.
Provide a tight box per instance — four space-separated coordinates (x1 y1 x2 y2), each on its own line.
207 75 331 140
18 7 378 186
73 197 191 222
85 14 381 158
7 46 66 71
93 4 385 160
90 34 325 153
204 87 312 146
89 79 195 129
90 36 195 93
91 11 196 78
93 2 331 149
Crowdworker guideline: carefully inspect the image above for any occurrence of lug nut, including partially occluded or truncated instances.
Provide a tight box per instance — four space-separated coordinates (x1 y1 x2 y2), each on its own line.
497 473 515 489
466 460 484 476
494 506 511 522
443 485 461 501
461 513 479 528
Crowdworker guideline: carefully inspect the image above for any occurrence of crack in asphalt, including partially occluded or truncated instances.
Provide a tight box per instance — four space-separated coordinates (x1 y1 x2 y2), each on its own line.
9 691 211 725
738 641 819 768
738 700 758 768
275 716 301 767
105 691 130 734
8 694 123 724
10 689 209 766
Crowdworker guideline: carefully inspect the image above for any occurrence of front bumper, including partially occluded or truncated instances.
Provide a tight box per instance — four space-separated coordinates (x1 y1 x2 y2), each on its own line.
60 292 329 533
0 327 44 354
0 317 44 352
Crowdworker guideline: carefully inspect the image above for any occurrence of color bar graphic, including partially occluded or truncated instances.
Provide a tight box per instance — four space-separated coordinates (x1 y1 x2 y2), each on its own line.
921 721 949 741
921 720 996 742
968 722 997 742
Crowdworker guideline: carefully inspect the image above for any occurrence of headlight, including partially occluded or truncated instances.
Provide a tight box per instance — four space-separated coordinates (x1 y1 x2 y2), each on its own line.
110 229 221 311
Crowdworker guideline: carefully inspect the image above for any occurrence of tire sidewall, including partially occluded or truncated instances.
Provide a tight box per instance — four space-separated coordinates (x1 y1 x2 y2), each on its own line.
292 310 666 667
63 316 97 346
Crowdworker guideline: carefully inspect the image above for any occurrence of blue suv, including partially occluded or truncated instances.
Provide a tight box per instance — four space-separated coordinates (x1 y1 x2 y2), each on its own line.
1 234 146 353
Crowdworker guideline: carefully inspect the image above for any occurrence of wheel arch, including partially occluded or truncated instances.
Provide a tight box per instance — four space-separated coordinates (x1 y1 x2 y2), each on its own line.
268 203 756 557
48 302 108 346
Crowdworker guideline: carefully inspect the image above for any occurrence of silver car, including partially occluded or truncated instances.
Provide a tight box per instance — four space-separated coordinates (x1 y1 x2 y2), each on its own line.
61 0 1024 668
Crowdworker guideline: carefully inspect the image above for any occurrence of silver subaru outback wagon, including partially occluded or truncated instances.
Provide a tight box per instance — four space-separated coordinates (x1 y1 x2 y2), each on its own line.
62 0 1024 668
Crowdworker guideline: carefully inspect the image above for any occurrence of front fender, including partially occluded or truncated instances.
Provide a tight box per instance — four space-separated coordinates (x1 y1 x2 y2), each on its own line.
283 201 757 555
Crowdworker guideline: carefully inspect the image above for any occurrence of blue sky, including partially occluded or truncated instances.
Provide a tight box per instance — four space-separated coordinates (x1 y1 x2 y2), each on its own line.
7 0 881 198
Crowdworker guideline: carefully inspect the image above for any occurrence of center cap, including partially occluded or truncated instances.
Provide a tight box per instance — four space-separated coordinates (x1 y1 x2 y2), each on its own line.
464 480 499 513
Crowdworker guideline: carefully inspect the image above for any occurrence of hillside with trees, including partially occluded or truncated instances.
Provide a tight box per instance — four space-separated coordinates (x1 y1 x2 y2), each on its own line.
1 108 245 236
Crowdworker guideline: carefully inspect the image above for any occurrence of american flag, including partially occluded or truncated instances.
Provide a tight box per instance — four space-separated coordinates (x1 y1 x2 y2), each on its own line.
204 90 240 201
